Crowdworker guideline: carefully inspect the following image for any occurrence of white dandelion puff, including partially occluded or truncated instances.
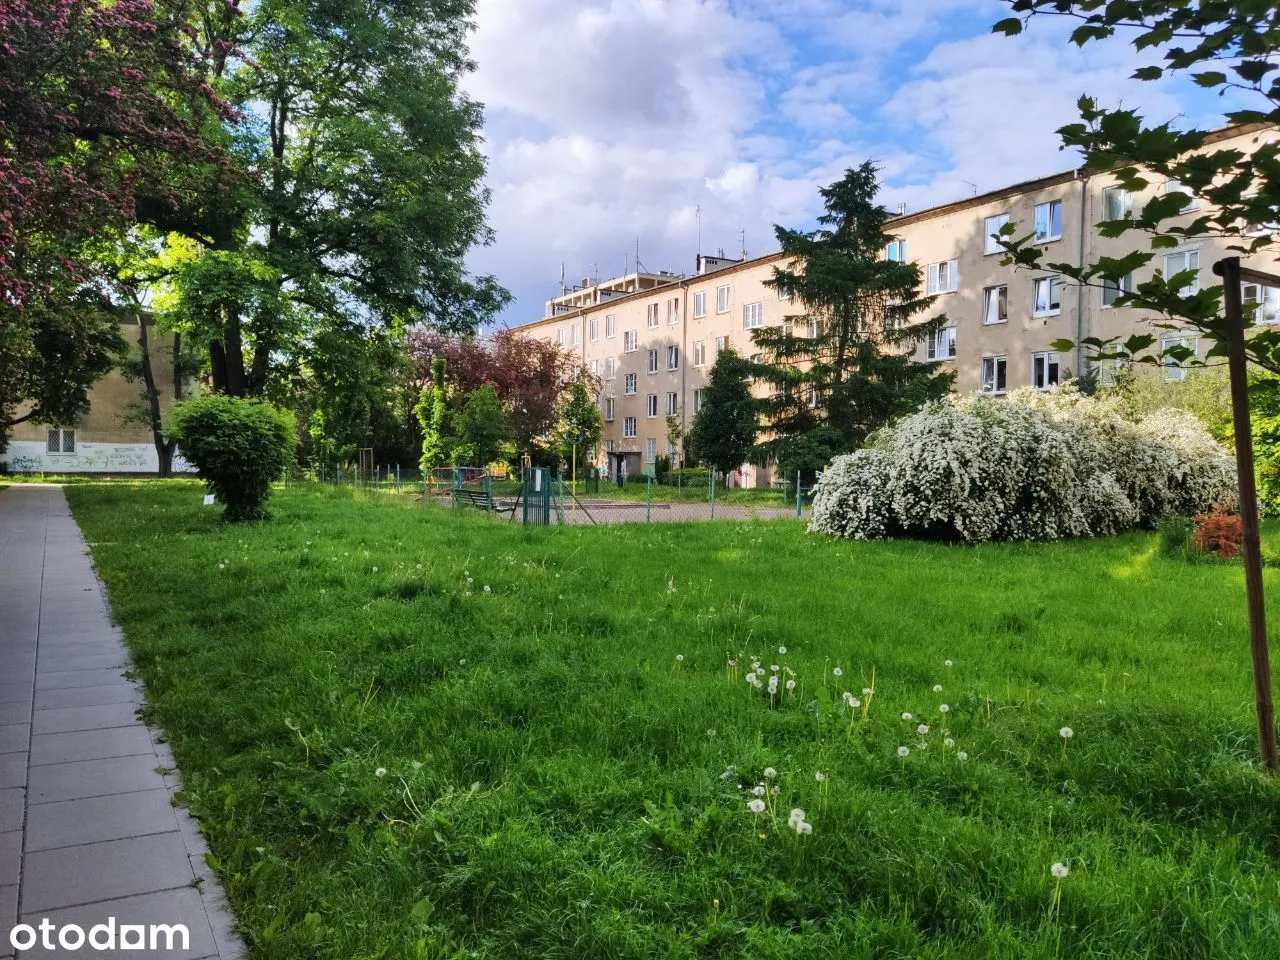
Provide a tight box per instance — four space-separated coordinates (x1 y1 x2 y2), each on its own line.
1051 862 1070 879
917 724 930 736
944 659 953 667
814 772 826 782
1060 727 1074 739
939 704 950 714
785 679 796 690
901 712 913 721
764 767 777 780
751 785 766 797
932 684 943 694
375 767 387 778
675 654 684 662
958 751 968 761
778 646 787 654
747 799 766 814
833 667 843 677
897 746 910 758
943 737 955 748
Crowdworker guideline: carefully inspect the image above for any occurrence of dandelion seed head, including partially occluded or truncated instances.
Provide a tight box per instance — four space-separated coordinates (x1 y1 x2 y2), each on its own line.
764 767 777 780
897 746 910 758
778 646 787 654
958 751 968 761
375 767 387 778
1060 727 1074 739
863 688 873 696
917 724 930 735
943 737 955 748
815 771 826 782
747 799 766 813
675 654 684 662
785 679 796 690
1051 862 1070 879
752 785 766 797
901 712 913 721
939 704 949 713
933 684 943 694
945 659 953 667
833 667 843 677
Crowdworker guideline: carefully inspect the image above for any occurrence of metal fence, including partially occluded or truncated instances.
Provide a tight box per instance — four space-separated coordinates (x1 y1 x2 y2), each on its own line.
283 463 816 525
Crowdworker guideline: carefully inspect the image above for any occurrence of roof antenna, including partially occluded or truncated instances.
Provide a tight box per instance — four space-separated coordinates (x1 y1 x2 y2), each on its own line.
739 229 747 260
696 204 702 258
635 235 649 275
961 179 978 196
559 262 566 296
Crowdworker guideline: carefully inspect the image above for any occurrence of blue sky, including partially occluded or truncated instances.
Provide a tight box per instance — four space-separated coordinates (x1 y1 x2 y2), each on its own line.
464 0 1234 329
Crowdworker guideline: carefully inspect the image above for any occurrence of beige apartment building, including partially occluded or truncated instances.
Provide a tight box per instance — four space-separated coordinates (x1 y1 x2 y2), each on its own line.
520 124 1278 484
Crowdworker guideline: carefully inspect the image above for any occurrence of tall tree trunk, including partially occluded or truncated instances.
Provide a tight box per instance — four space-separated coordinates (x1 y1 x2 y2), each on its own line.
222 305 247 396
136 313 172 477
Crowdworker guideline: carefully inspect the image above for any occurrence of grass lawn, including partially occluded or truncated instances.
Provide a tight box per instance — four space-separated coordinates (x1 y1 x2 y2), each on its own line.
64 482 1280 959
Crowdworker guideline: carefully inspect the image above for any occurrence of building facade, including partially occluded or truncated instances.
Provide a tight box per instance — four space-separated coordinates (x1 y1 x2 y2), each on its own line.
519 125 1278 484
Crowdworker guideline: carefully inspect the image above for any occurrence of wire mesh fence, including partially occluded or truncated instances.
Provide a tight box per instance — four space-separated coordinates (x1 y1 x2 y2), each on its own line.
282 463 816 525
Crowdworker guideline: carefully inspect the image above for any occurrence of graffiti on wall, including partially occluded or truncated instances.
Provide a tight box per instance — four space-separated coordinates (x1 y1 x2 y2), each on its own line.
2 441 178 473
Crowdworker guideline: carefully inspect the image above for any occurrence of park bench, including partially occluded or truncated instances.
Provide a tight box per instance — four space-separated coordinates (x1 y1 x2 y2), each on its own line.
451 487 515 515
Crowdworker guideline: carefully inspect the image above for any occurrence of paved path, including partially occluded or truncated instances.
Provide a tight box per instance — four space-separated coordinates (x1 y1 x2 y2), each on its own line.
0 486 242 959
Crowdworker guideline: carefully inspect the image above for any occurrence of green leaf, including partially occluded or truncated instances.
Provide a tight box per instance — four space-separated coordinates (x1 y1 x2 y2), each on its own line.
1131 66 1163 81
1192 71 1228 88
992 17 1023 36
1050 339 1078 353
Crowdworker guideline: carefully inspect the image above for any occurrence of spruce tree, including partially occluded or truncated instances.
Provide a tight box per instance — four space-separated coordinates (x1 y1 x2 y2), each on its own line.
687 348 758 476
753 162 954 482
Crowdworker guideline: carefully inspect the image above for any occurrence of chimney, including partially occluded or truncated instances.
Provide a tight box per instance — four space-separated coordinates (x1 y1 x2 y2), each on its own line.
581 277 590 289
897 202 907 215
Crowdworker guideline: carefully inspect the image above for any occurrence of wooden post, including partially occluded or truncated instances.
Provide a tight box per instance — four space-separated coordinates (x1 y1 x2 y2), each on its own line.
1214 256 1279 773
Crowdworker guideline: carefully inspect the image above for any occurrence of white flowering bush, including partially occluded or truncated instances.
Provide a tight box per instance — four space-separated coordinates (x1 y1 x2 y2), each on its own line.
811 385 1236 543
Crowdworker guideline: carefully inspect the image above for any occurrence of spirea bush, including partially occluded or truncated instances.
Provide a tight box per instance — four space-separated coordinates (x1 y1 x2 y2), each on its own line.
171 395 297 522
810 385 1235 543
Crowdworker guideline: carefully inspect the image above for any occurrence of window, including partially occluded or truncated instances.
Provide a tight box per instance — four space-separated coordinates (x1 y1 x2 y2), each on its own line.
589 317 599 341
981 356 1008 395
647 349 659 374
694 291 707 318
646 394 658 418
589 359 598 376
624 330 638 352
603 397 615 421
716 284 732 314
571 324 580 346
1162 333 1197 382
667 298 680 325
1033 275 1062 317
693 388 705 413
779 286 793 302
810 319 825 339
666 439 677 459
983 285 1008 325
1032 351 1060 390
743 302 764 329
666 392 678 416
667 345 680 370
1096 357 1130 388
1102 187 1133 221
1034 200 1063 242
715 336 727 352
1164 249 1200 295
623 417 637 439
926 326 957 361
645 438 657 463
886 239 907 262
1101 274 1133 307
555 327 564 346
647 303 660 328
605 357 616 379
984 214 1009 255
625 373 637 395
46 428 75 454
926 260 958 295
1243 283 1280 326
606 314 616 338
1164 179 1201 213
693 340 706 366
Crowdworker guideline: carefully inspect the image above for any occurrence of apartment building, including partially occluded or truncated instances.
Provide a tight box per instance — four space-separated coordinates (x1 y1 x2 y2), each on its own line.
519 125 1278 484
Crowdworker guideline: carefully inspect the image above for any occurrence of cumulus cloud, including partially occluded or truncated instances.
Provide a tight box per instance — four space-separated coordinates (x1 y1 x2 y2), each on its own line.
464 0 1231 327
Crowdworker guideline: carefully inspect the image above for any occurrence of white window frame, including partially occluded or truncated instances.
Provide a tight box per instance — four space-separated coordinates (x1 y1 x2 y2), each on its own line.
981 356 1008 396
694 291 706 318
624 373 637 396
665 392 678 416
555 327 564 346
693 388 705 413
667 345 680 371
1096 357 1130 388
604 357 616 379
1033 275 1062 317
715 336 727 352
926 326 957 362
1102 186 1134 221
1101 274 1133 308
603 397 615 422
571 324 580 346
886 239 906 262
692 340 706 367
668 298 680 325
983 285 1008 325
647 303 660 328
984 214 1009 255
743 302 764 330
46 428 75 455
647 349 659 374
1031 351 1060 390
1034 200 1063 243
716 284 732 314
646 394 658 419
589 359 598 376
589 317 599 341
926 260 958 295
1243 283 1280 326
1163 248 1201 296
1164 179 1202 213
645 438 657 464
605 314 617 338
1162 332 1197 382
624 330 638 352
623 416 637 439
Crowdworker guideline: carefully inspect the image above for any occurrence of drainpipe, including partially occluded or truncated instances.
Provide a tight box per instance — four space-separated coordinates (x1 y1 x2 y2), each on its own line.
679 279 689 467
1075 171 1089 379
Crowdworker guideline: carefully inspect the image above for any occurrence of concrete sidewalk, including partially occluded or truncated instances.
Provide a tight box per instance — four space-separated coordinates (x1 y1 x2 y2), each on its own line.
0 486 242 959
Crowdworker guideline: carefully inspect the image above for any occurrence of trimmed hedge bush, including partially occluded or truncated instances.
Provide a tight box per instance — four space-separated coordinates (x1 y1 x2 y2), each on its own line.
811 385 1236 543
664 467 711 486
171 395 296 522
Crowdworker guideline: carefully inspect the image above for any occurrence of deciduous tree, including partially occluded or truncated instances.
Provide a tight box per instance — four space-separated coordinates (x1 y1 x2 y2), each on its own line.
687 348 758 476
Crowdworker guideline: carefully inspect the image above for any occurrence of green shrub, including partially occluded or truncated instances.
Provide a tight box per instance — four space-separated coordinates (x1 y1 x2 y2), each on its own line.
664 467 710 487
1157 515 1197 562
172 395 297 521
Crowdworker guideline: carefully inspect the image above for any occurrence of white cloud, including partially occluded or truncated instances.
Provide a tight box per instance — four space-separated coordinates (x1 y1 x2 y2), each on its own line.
465 0 1224 326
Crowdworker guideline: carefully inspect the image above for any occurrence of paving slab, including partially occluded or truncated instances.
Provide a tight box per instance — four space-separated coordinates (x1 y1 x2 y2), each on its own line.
0 487 243 958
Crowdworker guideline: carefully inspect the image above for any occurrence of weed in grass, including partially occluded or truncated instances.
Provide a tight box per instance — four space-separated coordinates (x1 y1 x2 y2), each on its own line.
59 481 1280 960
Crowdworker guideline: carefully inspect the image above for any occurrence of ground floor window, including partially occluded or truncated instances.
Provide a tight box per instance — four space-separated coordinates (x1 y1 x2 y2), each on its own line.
981 356 1007 395
46 428 75 454
1032 351 1060 390
623 417 637 439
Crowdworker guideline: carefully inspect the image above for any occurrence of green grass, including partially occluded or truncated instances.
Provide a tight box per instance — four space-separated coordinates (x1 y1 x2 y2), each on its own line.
63 482 1280 960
